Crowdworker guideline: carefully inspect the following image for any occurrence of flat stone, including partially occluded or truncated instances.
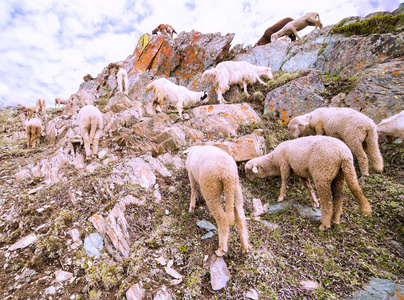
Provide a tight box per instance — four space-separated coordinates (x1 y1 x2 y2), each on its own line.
9 233 37 251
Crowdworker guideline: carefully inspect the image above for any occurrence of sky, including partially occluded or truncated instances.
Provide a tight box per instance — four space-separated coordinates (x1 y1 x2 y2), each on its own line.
0 0 402 108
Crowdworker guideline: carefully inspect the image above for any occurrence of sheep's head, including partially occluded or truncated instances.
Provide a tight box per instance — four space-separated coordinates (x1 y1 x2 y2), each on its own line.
264 67 273 80
152 29 158 35
288 116 310 138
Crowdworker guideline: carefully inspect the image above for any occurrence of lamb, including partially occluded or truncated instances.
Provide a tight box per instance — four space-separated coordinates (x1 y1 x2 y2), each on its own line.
117 68 129 94
186 145 249 256
145 78 207 118
245 136 372 231
254 17 296 46
152 24 177 38
78 105 103 159
22 105 37 118
377 111 404 141
26 118 42 148
202 61 273 104
288 107 383 177
36 98 46 115
271 12 323 43
55 97 69 108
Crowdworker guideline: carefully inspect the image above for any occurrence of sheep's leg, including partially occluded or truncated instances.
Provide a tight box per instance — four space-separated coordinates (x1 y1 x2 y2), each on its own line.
256 77 267 86
291 28 301 41
331 173 345 225
82 128 92 158
242 82 250 97
188 173 198 213
176 104 183 118
217 89 227 104
234 185 249 254
202 183 229 256
349 142 369 177
315 180 333 230
92 129 101 157
301 178 319 208
27 132 31 148
278 164 291 202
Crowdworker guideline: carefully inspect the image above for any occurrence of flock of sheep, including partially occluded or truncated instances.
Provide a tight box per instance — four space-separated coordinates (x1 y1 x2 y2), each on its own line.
20 14 404 258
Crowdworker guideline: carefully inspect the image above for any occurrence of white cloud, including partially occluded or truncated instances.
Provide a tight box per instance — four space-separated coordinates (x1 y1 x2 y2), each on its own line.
0 0 403 107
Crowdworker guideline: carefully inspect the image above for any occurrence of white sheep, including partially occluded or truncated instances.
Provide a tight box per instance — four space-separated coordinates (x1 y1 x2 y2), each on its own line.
36 98 46 115
202 61 273 104
186 145 249 256
377 111 404 141
145 78 207 118
55 97 69 108
288 107 383 177
117 68 129 95
271 12 323 43
245 136 372 231
22 105 37 118
26 118 42 148
78 105 103 159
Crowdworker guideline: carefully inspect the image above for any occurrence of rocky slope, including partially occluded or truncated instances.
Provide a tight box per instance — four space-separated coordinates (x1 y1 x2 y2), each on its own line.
0 6 403 300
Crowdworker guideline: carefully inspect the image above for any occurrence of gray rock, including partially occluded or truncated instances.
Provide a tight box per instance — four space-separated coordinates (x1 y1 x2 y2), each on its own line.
267 200 294 215
346 277 404 300
83 233 104 257
197 220 217 231
293 203 321 221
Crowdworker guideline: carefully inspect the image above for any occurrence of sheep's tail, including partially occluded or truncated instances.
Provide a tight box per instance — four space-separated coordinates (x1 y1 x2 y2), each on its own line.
223 178 236 226
341 158 372 216
365 127 383 172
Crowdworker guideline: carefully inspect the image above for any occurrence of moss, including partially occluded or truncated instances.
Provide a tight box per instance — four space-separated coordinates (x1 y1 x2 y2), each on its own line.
331 13 404 36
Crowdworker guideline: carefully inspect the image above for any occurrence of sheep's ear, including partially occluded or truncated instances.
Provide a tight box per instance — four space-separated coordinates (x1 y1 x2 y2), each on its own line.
252 166 258 174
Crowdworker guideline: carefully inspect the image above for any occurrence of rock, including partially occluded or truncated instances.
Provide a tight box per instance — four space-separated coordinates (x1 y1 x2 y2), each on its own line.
246 288 259 300
252 198 265 217
197 220 217 231
293 203 321 221
164 267 182 279
153 290 173 300
299 280 320 291
68 228 82 249
126 282 145 300
210 256 230 291
54 269 74 282
260 220 280 231
83 233 104 257
9 233 37 251
267 200 294 215
201 231 215 240
14 169 30 182
347 277 404 300
125 158 157 189
264 70 326 124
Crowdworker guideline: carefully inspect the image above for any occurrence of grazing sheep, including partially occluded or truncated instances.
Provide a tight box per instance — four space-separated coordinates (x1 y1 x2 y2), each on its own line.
55 97 69 108
377 111 404 141
117 68 129 94
22 105 37 118
36 98 46 115
288 107 383 176
254 17 296 46
26 118 42 148
202 61 273 104
78 105 103 159
152 24 177 38
271 12 323 43
145 78 207 118
245 136 372 231
186 145 249 256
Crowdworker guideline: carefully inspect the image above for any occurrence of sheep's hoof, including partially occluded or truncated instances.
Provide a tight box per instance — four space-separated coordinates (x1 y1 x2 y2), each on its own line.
215 249 226 257
319 224 330 231
277 197 284 203
361 209 372 217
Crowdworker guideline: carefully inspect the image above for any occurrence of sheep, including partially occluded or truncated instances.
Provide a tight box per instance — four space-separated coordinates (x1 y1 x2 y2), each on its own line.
152 24 177 38
271 12 323 43
254 17 296 46
377 111 404 141
78 105 103 159
186 145 249 256
36 98 46 115
202 61 273 104
145 78 207 118
22 105 37 118
117 68 129 95
245 136 372 231
26 118 42 148
55 97 69 108
288 107 383 177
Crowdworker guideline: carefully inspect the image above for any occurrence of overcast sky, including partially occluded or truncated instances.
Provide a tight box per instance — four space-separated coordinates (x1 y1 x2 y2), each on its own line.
0 0 401 108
